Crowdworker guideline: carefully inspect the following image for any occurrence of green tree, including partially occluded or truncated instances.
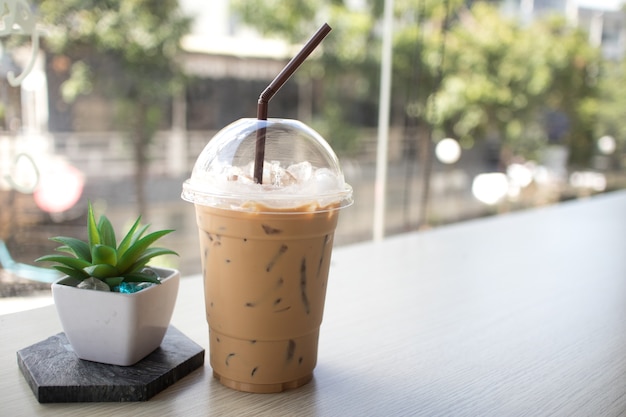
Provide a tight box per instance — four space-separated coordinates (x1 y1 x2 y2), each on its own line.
531 15 600 166
234 0 601 166
425 5 600 165
593 59 626 165
231 0 384 152
35 0 192 216
231 0 472 153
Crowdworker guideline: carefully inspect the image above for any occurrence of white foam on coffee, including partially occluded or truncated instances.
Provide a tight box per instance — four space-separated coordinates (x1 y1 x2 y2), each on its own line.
183 161 352 211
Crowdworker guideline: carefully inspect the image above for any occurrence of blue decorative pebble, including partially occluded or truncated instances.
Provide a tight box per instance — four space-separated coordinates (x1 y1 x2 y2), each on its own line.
115 282 155 293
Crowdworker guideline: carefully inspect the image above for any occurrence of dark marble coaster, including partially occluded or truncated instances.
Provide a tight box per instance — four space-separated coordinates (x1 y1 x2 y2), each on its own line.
17 326 205 403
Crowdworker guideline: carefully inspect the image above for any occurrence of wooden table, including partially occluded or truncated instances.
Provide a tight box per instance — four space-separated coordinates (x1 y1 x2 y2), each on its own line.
2 191 626 416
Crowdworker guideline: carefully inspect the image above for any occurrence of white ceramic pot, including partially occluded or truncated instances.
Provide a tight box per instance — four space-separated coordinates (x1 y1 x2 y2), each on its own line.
52 267 180 366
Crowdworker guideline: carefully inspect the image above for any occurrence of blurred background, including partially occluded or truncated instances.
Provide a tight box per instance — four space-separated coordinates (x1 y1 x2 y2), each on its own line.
1 0 626 311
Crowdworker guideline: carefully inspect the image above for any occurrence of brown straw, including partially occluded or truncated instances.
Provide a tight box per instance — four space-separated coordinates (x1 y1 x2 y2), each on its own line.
254 23 332 184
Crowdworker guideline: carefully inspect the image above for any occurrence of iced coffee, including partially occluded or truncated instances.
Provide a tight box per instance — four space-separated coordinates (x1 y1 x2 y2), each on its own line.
182 118 352 393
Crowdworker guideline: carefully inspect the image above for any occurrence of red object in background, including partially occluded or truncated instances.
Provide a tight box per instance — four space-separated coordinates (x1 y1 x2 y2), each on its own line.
33 160 84 213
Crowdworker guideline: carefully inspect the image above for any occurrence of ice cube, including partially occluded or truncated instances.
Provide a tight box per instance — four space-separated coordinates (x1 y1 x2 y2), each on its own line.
287 162 313 183
259 160 297 187
313 168 342 192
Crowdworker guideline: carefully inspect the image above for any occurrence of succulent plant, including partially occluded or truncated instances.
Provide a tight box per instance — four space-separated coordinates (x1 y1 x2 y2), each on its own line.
36 203 178 291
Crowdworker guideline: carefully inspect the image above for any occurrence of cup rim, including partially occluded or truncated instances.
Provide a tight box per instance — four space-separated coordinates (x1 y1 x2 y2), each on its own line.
181 180 353 213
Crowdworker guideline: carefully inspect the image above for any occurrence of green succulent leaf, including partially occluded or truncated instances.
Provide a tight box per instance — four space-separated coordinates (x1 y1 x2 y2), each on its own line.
116 215 143 257
84 263 119 279
129 224 150 247
49 236 91 262
123 272 161 285
104 277 124 288
126 247 179 273
91 244 117 266
52 265 90 280
87 203 101 248
116 229 175 272
35 254 91 270
37 202 177 288
54 246 75 256
97 215 117 248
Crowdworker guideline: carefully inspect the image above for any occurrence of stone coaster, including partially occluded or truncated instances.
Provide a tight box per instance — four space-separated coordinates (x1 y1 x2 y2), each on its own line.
17 326 205 403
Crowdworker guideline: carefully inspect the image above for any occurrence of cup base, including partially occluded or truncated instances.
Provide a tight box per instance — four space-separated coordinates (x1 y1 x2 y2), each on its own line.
213 371 313 393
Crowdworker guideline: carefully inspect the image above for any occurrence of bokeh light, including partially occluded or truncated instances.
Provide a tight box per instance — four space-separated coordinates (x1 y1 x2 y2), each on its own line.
472 173 509 205
435 138 461 164
597 135 616 155
569 171 606 192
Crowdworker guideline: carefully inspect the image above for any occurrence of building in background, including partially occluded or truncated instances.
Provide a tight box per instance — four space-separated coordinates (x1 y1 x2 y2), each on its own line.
503 0 625 59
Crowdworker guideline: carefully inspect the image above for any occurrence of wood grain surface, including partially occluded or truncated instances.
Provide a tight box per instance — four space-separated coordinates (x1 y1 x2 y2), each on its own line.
2 191 625 416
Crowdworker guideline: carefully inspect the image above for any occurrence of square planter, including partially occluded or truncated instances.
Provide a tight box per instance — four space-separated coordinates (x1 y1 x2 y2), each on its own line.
51 267 180 366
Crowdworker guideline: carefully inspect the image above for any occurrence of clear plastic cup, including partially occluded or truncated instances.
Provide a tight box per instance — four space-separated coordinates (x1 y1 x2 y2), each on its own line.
182 118 352 393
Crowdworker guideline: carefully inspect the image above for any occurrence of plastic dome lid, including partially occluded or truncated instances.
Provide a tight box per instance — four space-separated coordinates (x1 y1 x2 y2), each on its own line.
182 118 353 212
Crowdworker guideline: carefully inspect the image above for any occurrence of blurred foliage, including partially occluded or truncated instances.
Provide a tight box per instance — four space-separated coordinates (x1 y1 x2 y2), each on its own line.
230 0 319 42
37 0 191 101
231 0 381 152
232 0 614 167
34 0 192 215
595 59 626 157
431 6 600 165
